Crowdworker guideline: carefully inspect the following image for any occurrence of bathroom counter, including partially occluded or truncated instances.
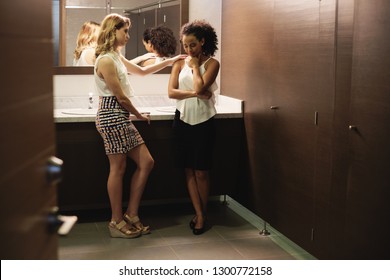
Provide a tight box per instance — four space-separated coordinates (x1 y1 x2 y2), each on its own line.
54 95 243 123
55 95 244 212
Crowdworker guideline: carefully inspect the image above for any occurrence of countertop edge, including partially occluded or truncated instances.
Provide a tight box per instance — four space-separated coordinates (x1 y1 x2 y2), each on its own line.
54 112 243 123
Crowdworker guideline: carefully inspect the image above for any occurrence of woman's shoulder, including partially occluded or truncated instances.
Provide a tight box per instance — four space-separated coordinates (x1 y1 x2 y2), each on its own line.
97 52 119 61
206 57 219 65
96 53 117 67
172 59 185 70
83 47 95 55
204 57 220 70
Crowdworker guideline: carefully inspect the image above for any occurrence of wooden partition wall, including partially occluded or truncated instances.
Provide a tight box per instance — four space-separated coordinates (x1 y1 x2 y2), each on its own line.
221 0 390 259
1 0 58 259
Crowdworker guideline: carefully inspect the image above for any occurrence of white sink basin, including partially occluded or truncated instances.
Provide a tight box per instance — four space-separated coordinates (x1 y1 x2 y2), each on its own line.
62 109 97 115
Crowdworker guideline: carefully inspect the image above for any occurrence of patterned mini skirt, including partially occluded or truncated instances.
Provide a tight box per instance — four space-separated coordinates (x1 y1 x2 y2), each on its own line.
95 96 144 154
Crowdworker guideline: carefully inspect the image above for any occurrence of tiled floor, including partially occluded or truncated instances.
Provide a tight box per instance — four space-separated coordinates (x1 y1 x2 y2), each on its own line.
58 197 316 260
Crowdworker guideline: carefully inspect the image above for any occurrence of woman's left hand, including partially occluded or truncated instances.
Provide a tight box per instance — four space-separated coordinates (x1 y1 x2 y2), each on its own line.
168 54 187 65
196 90 212 100
137 113 151 124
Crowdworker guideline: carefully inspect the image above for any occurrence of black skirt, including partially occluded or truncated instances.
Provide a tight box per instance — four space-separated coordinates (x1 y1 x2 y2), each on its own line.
172 110 216 170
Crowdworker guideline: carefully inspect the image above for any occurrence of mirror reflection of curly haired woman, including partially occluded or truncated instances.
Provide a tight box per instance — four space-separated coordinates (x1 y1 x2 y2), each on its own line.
138 25 178 66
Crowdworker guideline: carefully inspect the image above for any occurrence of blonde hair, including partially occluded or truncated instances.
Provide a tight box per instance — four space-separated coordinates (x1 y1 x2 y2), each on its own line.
95 13 131 57
74 21 100 60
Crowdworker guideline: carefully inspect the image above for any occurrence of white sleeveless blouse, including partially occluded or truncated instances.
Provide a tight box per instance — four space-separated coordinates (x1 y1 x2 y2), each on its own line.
176 58 218 125
94 52 135 98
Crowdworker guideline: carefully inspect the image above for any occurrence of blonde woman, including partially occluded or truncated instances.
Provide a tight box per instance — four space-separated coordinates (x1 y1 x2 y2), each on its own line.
94 13 185 239
73 21 100 66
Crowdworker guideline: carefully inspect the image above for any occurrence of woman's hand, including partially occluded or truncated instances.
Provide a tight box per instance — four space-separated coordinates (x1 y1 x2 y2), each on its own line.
196 90 212 100
135 113 151 124
167 54 187 66
185 56 200 69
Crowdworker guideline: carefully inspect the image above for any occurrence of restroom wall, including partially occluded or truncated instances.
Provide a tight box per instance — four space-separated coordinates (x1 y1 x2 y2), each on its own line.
53 74 174 108
0 0 58 259
221 0 390 259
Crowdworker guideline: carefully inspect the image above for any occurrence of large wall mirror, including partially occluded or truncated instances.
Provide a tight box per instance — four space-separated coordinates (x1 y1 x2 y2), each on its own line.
53 0 188 74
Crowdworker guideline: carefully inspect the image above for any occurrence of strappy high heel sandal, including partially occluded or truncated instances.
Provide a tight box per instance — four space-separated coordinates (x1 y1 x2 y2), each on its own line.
108 220 141 239
123 214 150 235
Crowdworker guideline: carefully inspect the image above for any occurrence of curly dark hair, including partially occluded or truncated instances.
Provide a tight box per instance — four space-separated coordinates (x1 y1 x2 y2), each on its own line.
180 20 218 57
143 25 177 57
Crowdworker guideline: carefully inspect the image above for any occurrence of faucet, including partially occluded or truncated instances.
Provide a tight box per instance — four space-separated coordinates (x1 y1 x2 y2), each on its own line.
88 92 93 109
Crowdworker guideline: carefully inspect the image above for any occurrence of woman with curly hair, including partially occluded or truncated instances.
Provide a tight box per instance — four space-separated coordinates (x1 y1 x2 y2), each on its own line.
168 20 220 235
73 21 100 66
94 13 186 239
138 25 178 66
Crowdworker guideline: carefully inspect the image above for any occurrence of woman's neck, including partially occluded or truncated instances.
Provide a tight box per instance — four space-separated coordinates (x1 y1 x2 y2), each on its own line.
198 54 209 65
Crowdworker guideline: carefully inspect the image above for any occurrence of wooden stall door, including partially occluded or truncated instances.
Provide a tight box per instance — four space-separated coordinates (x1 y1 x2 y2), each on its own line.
0 0 58 259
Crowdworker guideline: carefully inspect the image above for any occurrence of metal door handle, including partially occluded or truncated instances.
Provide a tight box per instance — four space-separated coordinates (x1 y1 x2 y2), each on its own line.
57 215 78 236
270 106 279 110
47 156 63 184
47 207 78 236
349 125 357 131
47 207 63 233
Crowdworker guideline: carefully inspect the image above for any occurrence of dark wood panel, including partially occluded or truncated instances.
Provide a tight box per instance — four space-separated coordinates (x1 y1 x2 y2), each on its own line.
222 0 336 257
1 159 58 259
327 0 355 259
2 37 53 107
56 118 243 211
221 0 274 109
137 10 156 56
221 0 276 218
311 0 337 259
0 0 52 38
0 96 55 183
266 0 320 251
157 5 181 56
222 0 390 260
344 0 390 259
126 13 139 59
0 0 57 260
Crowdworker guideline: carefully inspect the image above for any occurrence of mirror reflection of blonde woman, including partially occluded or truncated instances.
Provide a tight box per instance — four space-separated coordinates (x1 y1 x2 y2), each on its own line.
73 21 100 66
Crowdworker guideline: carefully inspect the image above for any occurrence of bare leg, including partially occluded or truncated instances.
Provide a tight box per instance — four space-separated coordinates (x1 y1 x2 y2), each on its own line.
185 168 209 229
194 170 210 228
195 170 210 214
107 154 127 222
125 144 154 217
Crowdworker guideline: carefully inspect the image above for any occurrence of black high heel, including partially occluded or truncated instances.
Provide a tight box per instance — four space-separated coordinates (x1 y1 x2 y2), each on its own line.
192 216 206 235
189 216 197 230
192 226 205 235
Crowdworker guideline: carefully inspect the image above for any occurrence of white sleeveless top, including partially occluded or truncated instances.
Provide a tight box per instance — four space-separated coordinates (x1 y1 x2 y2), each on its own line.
176 58 218 125
73 47 94 66
94 52 135 98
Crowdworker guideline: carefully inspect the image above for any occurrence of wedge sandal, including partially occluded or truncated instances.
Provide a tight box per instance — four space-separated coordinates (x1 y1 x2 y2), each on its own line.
108 220 141 239
123 214 150 235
